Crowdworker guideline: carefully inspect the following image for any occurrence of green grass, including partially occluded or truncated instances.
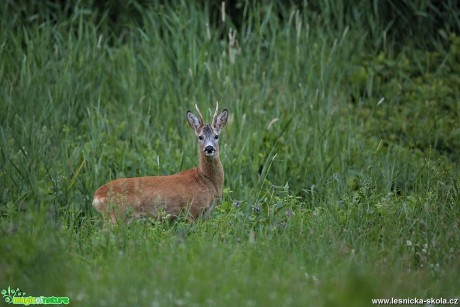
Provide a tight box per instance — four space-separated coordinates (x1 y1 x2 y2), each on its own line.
1 1 459 306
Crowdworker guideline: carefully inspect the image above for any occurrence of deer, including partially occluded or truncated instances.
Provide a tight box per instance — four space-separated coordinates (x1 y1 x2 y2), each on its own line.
92 105 228 224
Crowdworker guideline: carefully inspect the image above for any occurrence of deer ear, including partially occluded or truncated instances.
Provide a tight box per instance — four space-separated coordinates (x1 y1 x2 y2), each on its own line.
213 109 228 133
187 111 201 131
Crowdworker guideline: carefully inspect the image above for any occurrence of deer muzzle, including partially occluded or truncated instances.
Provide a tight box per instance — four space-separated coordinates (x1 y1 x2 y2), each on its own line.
204 145 216 156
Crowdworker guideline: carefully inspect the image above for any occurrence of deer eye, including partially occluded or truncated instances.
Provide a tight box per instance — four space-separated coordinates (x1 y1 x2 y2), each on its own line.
198 135 204 140
214 135 219 140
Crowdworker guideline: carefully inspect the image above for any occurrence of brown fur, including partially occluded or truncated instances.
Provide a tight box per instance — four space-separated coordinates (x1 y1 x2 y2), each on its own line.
92 106 228 224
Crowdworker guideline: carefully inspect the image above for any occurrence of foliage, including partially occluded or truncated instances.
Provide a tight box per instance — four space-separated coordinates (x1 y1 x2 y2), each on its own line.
349 33 460 161
0 1 459 306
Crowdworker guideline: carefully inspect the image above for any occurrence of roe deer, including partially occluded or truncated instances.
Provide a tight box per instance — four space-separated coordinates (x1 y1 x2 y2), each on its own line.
92 105 228 224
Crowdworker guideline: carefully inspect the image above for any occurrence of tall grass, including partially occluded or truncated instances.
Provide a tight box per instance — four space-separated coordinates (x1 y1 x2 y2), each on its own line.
1 1 459 306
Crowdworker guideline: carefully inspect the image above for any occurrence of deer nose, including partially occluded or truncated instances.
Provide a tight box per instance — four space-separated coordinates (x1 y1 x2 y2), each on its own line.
205 146 215 155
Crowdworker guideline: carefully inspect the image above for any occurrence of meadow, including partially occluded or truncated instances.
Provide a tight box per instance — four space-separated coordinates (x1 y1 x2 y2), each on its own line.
1 1 459 306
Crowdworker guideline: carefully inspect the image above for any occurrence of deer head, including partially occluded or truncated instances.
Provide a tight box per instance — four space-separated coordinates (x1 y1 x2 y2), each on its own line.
187 104 228 158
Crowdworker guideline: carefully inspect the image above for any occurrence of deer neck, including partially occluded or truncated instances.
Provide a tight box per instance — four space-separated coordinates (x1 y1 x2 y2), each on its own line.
198 152 224 196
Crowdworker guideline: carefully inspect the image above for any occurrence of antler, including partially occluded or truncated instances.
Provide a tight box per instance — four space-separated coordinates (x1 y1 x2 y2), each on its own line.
212 101 219 126
194 104 205 125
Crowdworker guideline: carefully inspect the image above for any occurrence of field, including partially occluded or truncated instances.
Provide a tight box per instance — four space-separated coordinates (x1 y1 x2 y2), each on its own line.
1 1 459 306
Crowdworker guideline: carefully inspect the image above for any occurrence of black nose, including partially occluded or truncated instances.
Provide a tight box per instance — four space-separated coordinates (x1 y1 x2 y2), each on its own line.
205 146 215 153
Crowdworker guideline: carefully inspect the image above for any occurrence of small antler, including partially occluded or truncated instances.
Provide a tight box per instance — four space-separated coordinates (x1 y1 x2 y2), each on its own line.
212 101 219 126
195 104 205 125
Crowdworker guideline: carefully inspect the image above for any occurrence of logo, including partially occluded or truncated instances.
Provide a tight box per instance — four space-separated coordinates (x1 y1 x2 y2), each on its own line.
1 286 69 305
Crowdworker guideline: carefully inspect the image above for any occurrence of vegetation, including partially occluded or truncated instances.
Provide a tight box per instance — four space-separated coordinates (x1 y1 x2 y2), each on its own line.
1 1 459 306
